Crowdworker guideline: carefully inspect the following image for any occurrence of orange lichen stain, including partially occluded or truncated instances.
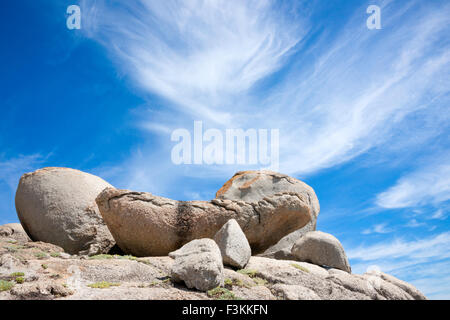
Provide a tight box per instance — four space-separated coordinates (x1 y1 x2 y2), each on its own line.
215 171 260 198
239 176 260 190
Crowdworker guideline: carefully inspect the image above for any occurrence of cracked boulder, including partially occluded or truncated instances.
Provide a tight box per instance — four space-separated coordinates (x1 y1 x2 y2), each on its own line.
217 171 320 260
96 170 316 256
15 168 116 255
169 239 224 292
291 231 351 273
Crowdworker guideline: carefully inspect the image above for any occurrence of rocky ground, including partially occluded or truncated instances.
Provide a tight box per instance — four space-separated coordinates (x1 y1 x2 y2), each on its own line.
0 231 426 300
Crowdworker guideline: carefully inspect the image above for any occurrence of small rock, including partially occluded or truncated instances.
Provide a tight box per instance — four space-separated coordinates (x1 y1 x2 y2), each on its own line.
169 239 224 292
0 223 30 242
291 231 351 273
59 253 71 259
214 219 251 269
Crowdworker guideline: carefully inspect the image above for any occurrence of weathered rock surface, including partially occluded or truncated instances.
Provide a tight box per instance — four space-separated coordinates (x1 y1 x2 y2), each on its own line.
15 168 115 255
169 239 224 292
291 231 351 273
259 220 316 260
271 284 321 300
214 219 251 269
0 235 426 300
96 170 315 256
0 223 30 242
217 171 319 261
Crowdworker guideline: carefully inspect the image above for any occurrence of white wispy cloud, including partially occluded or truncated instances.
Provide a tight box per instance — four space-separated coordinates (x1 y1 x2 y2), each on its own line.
361 223 394 235
80 0 307 125
376 161 450 209
348 232 450 262
347 232 450 299
80 0 450 186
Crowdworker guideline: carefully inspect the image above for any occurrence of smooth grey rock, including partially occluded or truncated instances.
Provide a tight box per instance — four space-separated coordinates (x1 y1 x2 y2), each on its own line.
260 219 316 260
15 167 115 255
169 239 224 292
291 231 351 273
214 219 251 268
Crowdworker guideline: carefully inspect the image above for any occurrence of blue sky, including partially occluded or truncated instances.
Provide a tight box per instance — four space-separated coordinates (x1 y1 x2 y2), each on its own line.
1 0 449 299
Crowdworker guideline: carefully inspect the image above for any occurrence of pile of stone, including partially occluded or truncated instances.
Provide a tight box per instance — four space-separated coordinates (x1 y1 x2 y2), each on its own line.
2 167 425 300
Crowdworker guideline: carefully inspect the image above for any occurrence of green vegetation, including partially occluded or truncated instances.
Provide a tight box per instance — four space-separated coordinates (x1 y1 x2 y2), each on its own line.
224 278 251 288
89 254 115 260
207 287 241 300
50 252 61 258
290 263 310 273
87 281 121 289
237 269 258 278
3 244 25 252
14 277 25 284
0 280 14 292
41 264 48 269
252 277 268 286
10 272 25 277
34 252 47 259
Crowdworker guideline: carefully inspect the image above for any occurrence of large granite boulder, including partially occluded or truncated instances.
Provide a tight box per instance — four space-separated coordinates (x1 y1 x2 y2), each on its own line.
169 239 224 291
95 170 316 256
291 231 351 273
15 167 116 255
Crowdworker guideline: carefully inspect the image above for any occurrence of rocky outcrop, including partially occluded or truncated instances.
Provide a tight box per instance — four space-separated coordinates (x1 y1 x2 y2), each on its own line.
291 231 351 273
214 219 251 269
169 239 224 291
15 168 116 255
0 234 427 300
0 223 30 243
96 171 315 256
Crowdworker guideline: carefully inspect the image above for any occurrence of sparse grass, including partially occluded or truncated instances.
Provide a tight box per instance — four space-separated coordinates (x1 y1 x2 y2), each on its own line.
89 254 114 260
34 252 47 259
237 269 258 278
41 264 48 270
207 287 241 300
14 277 25 284
87 281 120 289
252 277 268 286
290 263 310 273
4 244 25 252
224 278 251 289
10 272 25 277
0 280 14 292
50 252 61 258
